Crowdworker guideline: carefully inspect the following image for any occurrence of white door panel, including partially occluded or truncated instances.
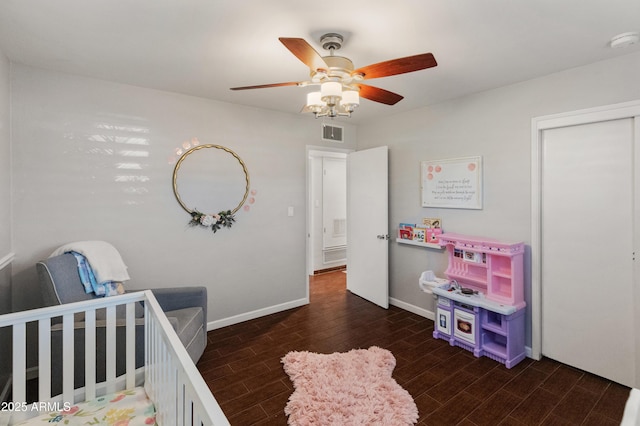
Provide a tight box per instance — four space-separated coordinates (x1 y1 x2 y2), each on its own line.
541 118 635 386
347 146 389 308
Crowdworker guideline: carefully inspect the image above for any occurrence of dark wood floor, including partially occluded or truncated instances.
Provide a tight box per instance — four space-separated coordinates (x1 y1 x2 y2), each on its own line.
196 271 630 425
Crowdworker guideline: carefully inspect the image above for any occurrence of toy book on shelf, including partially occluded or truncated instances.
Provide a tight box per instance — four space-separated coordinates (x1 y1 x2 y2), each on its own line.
413 227 427 242
422 217 442 229
398 223 415 240
427 228 442 244
423 217 442 244
397 218 443 245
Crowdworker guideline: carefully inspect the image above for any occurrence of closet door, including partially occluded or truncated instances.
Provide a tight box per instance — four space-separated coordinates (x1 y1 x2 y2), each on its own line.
541 117 635 387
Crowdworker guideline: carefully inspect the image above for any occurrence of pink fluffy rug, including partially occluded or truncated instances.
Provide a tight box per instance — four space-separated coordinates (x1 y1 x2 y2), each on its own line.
281 346 419 425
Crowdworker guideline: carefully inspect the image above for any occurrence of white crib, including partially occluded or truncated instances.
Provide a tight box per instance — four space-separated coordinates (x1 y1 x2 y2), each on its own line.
0 290 229 425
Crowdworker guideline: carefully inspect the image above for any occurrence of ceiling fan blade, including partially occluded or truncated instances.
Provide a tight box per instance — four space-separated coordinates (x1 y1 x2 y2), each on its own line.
356 84 404 105
279 37 328 71
230 82 301 90
352 53 437 80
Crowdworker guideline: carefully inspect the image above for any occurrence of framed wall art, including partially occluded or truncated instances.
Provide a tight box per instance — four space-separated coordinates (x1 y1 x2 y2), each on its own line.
421 156 482 209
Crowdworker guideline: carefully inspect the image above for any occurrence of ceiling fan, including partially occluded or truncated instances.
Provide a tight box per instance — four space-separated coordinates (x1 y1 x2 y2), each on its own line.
230 33 437 118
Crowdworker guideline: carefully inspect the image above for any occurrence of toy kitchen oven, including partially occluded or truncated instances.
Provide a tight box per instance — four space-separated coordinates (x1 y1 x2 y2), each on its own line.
431 233 527 368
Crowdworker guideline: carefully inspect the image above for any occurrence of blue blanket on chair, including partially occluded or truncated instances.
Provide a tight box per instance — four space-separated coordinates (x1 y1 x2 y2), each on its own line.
70 252 122 297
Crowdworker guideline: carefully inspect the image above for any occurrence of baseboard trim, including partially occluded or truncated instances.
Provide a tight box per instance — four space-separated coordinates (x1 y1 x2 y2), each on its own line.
207 297 309 331
389 297 435 321
313 265 346 274
525 346 535 360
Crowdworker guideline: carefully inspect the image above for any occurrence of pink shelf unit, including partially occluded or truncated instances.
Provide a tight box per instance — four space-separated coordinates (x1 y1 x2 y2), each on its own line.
439 233 525 309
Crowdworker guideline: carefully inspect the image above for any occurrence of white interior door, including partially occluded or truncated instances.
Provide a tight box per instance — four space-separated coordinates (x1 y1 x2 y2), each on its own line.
541 118 635 387
346 146 388 308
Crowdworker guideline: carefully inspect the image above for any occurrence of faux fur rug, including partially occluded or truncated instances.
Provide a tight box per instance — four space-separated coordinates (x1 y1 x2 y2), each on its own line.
281 346 419 425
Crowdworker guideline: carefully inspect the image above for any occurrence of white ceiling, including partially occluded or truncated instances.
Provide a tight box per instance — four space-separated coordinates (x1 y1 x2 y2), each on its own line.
0 0 639 123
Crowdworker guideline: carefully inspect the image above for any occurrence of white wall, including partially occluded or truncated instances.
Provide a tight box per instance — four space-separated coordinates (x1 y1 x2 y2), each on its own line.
0 49 10 261
0 47 11 383
357 51 640 348
0 48 11 309
10 64 357 326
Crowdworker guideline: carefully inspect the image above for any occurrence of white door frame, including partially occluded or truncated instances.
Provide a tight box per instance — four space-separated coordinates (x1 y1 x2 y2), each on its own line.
305 145 354 291
530 99 640 361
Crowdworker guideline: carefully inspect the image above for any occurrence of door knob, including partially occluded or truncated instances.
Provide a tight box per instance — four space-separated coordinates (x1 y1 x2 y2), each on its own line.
377 234 390 240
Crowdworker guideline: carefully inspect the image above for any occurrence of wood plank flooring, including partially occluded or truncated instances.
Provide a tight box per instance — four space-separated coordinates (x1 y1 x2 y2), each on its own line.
197 271 630 425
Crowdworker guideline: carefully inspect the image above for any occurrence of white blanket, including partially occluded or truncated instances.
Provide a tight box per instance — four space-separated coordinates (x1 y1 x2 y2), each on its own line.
50 240 130 283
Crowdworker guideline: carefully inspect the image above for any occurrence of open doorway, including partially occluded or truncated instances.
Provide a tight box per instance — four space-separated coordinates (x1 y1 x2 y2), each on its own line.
306 147 353 276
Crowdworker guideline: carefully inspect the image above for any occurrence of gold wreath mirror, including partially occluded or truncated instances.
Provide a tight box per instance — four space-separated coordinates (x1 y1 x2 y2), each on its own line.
173 145 250 226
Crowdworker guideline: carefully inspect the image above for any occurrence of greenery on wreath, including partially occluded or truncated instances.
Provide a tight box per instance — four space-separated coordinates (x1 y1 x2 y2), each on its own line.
189 209 235 233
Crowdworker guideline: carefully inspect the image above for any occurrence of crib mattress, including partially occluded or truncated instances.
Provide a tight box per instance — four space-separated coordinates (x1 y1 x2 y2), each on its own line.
13 387 156 425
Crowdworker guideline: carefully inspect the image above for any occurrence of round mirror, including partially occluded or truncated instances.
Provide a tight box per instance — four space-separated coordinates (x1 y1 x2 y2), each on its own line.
173 144 250 217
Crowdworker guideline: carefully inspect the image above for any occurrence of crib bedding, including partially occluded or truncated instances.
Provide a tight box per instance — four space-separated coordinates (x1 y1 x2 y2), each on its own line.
13 387 156 425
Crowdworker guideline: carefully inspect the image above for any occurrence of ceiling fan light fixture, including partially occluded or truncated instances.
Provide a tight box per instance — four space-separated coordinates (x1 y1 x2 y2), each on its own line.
307 85 359 119
320 81 342 103
306 91 326 112
307 91 323 105
341 90 360 107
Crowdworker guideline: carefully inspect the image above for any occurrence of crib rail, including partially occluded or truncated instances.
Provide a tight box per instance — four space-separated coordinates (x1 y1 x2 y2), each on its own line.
0 292 145 409
143 291 229 425
0 291 228 425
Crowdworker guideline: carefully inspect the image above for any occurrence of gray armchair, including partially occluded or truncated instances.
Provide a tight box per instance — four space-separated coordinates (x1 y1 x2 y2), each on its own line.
36 253 207 396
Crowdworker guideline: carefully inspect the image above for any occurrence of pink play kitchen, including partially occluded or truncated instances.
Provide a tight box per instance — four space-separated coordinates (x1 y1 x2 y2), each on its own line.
430 233 526 368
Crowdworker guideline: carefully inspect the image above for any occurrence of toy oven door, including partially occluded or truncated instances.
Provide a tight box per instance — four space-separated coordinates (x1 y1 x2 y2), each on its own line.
454 308 476 345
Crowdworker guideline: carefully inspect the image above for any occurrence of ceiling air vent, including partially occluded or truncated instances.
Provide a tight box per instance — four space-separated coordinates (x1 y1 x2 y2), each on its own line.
322 124 344 143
